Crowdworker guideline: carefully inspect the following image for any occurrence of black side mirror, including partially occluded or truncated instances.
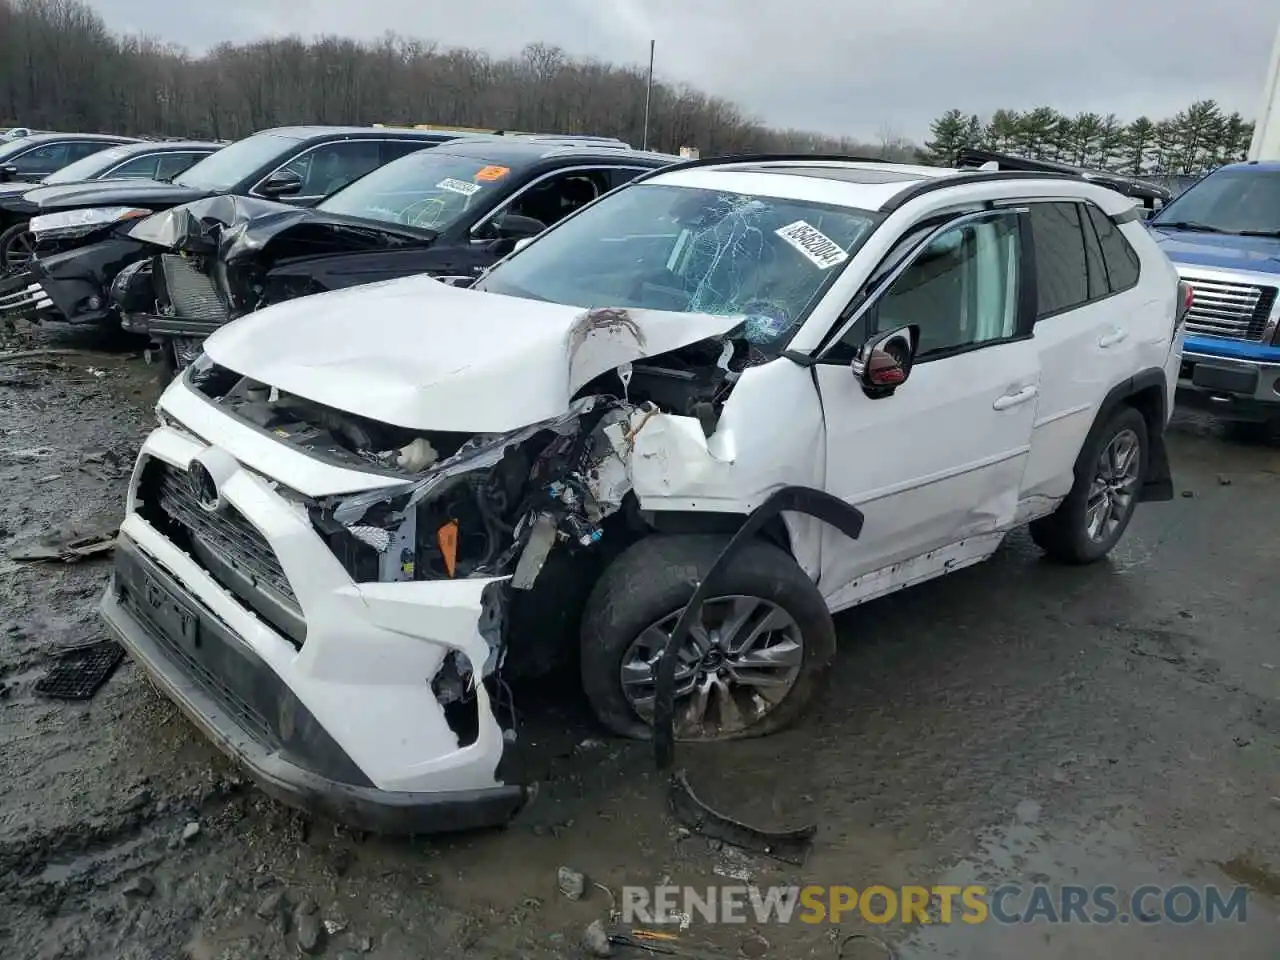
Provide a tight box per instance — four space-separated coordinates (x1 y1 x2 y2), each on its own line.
259 169 304 198
852 324 919 399
494 213 547 241
0 165 17 182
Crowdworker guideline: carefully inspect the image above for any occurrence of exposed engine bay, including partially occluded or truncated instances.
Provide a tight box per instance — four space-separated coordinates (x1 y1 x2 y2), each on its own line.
185 332 757 696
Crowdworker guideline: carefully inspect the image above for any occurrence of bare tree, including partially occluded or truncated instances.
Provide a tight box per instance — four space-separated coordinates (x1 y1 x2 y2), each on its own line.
0 0 911 156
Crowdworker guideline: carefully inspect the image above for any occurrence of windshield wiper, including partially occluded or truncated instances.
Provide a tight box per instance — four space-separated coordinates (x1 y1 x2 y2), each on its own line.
1150 220 1223 233
1234 229 1280 238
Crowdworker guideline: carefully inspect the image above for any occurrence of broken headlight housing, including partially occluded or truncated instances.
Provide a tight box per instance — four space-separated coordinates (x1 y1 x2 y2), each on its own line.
314 397 633 585
29 206 152 242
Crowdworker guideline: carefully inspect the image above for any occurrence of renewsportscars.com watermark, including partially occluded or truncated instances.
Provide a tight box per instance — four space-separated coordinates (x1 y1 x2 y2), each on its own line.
621 884 1250 927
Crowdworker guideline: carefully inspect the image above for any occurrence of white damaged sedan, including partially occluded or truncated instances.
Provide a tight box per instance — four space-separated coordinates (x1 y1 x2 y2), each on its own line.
101 156 1180 832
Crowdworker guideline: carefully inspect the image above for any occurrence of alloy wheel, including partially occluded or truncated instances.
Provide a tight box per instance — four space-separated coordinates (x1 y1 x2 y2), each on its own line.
619 594 804 739
1085 428 1141 542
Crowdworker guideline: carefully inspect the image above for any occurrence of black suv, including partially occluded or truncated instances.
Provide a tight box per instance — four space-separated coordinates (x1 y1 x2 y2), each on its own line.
0 140 222 272
91 136 674 374
0 126 474 294
0 132 137 185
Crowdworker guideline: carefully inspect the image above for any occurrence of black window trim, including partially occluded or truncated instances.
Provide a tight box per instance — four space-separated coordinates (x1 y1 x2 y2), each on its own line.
1012 198 1143 324
815 205 1035 366
103 151 167 178
467 163 657 241
250 137 410 201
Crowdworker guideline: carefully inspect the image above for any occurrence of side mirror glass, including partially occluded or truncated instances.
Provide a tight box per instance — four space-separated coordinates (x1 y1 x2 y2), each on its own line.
851 324 919 398
494 213 546 241
259 169 304 198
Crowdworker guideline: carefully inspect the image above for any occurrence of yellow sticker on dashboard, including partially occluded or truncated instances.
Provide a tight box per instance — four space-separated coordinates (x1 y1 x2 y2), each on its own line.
475 165 510 182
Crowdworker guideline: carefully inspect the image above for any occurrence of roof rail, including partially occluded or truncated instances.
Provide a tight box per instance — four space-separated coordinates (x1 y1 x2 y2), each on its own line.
503 133 633 149
626 151 906 185
954 147 1170 202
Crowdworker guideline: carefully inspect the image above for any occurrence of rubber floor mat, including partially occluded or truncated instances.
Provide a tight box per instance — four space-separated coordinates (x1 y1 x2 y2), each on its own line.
35 640 125 700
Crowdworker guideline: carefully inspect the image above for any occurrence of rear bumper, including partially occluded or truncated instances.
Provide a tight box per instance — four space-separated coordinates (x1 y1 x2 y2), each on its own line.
1176 349 1280 421
101 535 530 834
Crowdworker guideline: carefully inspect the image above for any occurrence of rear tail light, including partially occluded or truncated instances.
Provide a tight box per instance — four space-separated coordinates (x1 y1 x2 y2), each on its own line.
1177 281 1194 325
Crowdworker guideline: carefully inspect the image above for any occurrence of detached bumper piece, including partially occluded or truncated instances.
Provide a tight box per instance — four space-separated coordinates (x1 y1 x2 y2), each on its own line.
101 536 530 835
0 271 50 319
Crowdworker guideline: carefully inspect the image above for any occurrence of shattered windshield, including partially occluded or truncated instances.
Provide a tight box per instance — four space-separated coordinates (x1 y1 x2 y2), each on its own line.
174 133 301 192
475 182 878 352
1151 168 1280 235
318 152 514 231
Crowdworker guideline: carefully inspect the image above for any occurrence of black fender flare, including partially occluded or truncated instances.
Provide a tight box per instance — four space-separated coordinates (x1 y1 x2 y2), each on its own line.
1078 366 1174 503
653 485 864 771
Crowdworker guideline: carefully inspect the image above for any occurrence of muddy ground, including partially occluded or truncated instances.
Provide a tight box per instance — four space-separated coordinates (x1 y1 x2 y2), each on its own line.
1 318 1278 960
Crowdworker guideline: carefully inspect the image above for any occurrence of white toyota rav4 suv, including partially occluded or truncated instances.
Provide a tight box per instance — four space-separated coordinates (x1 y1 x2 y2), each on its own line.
101 156 1186 833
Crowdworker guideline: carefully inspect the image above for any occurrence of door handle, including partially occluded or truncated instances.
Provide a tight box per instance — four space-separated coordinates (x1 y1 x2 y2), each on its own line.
1098 328 1129 348
993 385 1038 410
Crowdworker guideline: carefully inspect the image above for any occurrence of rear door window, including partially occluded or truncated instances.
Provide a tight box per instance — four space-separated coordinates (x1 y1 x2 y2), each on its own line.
1085 204 1141 292
1028 202 1089 318
109 154 161 179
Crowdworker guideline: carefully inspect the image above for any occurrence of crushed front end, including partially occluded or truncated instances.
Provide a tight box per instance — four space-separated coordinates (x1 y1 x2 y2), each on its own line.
98 342 738 832
99 368 552 833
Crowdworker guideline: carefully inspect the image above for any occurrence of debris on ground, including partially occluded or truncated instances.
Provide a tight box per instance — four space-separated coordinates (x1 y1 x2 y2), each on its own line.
6 524 117 563
34 640 125 700
122 876 155 899
182 821 201 843
296 910 325 955
557 865 586 901
667 770 816 865
582 919 613 956
256 890 287 920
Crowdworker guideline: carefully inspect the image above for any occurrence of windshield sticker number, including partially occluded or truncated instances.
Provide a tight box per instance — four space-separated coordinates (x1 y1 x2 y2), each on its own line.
437 178 482 196
775 220 849 269
475 165 510 182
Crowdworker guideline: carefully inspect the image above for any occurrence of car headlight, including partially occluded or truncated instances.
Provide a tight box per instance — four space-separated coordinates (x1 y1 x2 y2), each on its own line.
29 207 152 241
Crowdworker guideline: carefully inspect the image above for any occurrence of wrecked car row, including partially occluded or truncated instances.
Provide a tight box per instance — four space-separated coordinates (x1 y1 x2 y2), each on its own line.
0 127 669 378
94 154 1183 833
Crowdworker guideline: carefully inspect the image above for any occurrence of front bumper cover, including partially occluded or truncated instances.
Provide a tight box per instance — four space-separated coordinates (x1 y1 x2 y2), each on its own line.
0 268 47 318
101 534 530 835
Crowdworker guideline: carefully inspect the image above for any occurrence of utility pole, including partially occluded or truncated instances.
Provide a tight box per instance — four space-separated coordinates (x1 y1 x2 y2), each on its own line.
642 39 655 151
1249 21 1280 160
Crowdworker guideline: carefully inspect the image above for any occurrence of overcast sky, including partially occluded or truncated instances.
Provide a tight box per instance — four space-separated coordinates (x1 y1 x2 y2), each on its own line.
88 0 1276 142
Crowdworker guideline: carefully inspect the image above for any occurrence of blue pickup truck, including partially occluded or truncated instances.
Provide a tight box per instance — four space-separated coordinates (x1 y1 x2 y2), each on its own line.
1147 161 1280 426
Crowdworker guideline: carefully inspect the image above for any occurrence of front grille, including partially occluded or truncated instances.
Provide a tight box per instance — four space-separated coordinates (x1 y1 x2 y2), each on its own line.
1181 274 1277 341
159 254 229 323
136 458 304 643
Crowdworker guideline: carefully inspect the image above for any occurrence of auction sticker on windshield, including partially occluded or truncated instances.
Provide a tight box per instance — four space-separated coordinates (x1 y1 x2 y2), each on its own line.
437 178 483 196
775 220 849 269
475 165 510 181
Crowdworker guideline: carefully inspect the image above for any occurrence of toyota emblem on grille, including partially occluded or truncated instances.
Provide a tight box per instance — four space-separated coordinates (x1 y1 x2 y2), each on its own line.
187 460 222 512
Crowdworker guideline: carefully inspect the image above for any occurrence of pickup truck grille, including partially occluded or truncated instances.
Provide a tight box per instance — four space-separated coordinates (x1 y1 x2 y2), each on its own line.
1180 274 1277 341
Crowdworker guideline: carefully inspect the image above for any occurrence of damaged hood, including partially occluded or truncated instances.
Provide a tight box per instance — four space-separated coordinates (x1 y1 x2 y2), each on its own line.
203 273 742 433
19 178 210 212
127 194 434 260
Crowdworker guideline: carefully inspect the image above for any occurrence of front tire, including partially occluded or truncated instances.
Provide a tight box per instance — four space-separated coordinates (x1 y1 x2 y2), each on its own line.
579 534 836 741
0 221 34 275
1030 405 1148 564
